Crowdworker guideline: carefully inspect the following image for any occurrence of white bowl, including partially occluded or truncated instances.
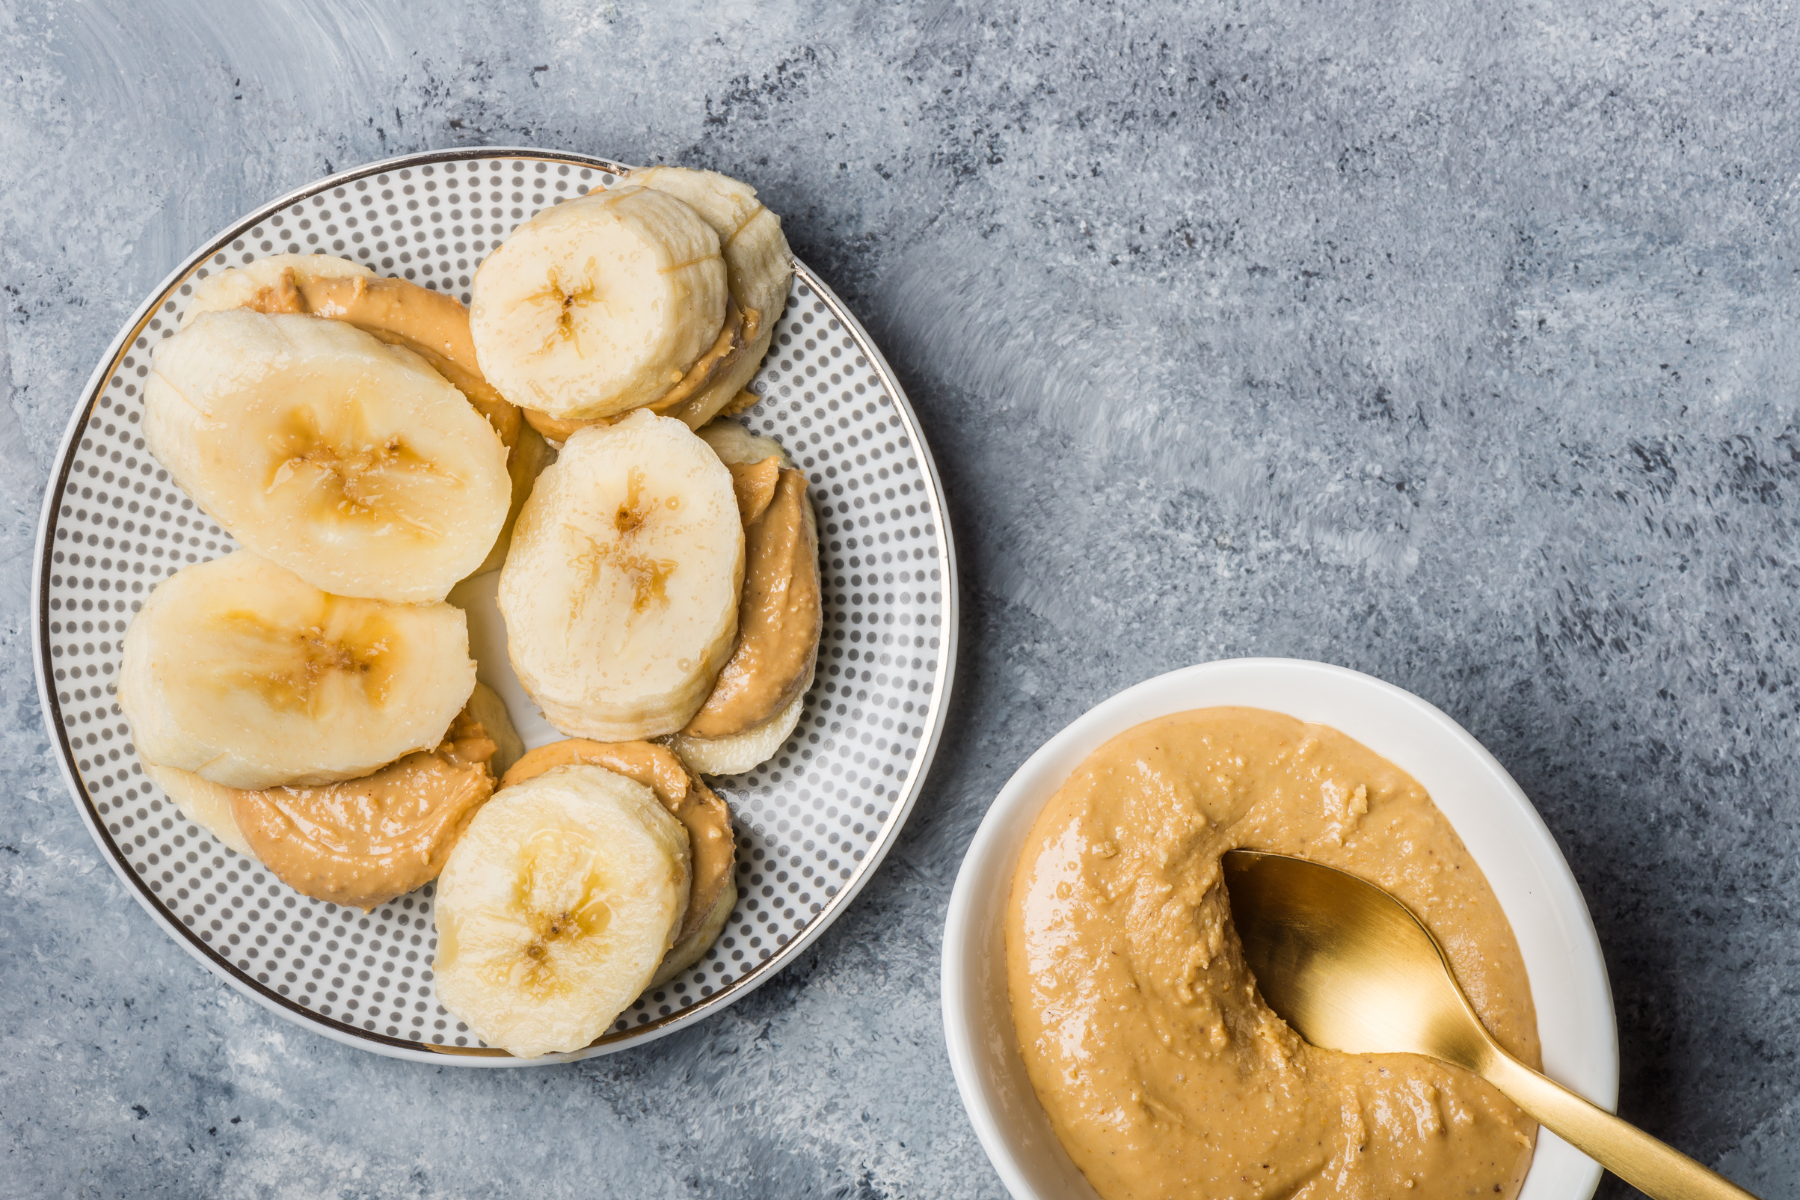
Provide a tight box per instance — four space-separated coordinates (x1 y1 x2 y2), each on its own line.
942 658 1618 1200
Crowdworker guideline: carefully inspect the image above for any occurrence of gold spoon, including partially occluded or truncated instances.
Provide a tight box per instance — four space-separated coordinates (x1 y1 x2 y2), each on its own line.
1221 849 1761 1200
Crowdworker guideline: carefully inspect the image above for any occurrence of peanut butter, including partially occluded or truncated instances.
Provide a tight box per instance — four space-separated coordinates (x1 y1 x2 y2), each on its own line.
520 406 600 444
654 300 757 412
719 388 761 417
229 709 498 912
727 457 781 524
1007 708 1540 1200
500 739 733 944
682 463 820 739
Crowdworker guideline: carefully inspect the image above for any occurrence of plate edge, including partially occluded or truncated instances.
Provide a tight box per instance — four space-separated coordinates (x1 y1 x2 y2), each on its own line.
32 145 961 1066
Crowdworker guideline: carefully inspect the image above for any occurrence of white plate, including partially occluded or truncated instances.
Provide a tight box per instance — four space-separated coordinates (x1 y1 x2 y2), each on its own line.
941 658 1617 1200
32 147 959 1064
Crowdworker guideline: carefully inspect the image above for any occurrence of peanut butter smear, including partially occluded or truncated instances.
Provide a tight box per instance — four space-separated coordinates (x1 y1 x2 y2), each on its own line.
229 709 498 912
682 462 820 739
719 388 761 417
520 301 759 443
500 739 733 944
727 457 781 524
650 299 756 415
1007 708 1541 1200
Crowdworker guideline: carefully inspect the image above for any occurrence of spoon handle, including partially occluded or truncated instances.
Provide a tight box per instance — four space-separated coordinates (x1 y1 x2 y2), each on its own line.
1480 1051 1760 1200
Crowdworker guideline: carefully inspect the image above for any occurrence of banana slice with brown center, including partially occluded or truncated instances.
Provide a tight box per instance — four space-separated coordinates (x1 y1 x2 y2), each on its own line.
497 410 744 740
433 764 690 1058
119 549 477 790
500 739 733 946
144 310 512 602
469 185 728 421
185 254 547 578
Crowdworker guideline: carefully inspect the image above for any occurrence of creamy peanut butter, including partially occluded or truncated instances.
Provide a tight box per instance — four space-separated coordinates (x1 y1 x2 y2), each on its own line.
518 408 590 443
652 300 757 415
500 739 733 944
229 709 498 912
682 462 821 739
719 388 761 417
727 457 781 524
1007 708 1540 1200
520 302 760 443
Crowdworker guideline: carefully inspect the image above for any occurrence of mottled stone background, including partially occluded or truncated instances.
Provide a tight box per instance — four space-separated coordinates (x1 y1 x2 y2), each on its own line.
2 1 1795 1196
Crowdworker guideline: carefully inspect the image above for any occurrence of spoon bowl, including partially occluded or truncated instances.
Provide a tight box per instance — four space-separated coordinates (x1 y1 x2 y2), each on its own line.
1222 849 1760 1200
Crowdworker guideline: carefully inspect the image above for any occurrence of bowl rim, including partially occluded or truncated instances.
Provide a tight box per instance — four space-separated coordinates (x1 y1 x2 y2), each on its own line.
940 657 1617 1200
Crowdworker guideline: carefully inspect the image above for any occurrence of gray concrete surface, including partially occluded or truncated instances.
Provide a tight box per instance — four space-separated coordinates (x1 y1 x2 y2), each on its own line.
2 1 1796 1196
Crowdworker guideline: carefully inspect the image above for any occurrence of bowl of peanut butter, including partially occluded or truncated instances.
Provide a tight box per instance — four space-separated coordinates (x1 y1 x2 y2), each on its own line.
942 658 1617 1200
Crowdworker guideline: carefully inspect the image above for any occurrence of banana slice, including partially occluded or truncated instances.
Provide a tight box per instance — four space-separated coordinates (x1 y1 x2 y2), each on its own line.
119 550 477 790
499 739 734 946
498 410 744 740
143 310 512 603
433 764 690 1058
184 253 373 315
670 663 814 778
632 166 794 429
469 185 728 420
186 253 537 578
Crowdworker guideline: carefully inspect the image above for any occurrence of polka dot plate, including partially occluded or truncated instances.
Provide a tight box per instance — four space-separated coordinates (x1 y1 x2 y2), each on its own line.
30 148 959 1065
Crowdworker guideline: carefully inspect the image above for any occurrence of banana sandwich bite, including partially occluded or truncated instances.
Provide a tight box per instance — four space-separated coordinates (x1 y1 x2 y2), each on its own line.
172 252 552 581
470 166 793 440
431 740 735 1057
496 410 823 776
467 163 814 776
143 308 512 603
431 760 692 1059
118 550 524 910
